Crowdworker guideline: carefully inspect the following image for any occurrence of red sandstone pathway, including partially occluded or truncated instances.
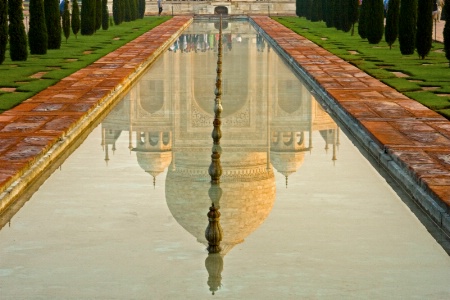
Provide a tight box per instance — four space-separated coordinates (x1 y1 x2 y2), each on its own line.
0 16 449 227
251 16 450 210
0 16 193 213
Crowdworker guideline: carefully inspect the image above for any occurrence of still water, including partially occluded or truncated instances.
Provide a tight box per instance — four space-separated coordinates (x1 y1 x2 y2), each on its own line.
1 20 450 299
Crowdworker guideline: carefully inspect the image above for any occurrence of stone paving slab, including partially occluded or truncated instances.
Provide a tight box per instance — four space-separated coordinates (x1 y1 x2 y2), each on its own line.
0 16 193 213
251 17 450 224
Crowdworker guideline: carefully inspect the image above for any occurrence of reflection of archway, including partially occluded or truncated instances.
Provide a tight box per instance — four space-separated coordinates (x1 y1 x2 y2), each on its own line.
278 80 303 113
214 6 228 15
139 79 164 114
193 42 249 118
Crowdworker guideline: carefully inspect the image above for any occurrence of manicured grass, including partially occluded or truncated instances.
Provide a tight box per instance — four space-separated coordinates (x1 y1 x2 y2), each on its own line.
273 16 450 119
0 16 170 112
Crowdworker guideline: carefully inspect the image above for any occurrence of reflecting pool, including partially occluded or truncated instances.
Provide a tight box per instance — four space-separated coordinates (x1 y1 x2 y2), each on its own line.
1 20 450 299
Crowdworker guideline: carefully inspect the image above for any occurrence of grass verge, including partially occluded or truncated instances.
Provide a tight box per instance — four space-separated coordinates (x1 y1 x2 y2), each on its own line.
273 16 450 119
0 16 170 112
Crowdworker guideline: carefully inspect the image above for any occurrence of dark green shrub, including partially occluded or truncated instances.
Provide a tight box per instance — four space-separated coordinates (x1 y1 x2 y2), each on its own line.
8 0 28 61
81 0 96 35
444 0 450 65
416 0 433 59
348 0 359 35
385 0 400 49
95 0 101 30
131 0 139 20
340 0 352 32
120 0 125 22
129 0 137 21
113 0 123 25
44 0 61 49
102 0 109 30
334 0 343 30
71 0 80 38
324 0 335 27
358 0 367 38
310 0 322 21
365 0 384 44
399 0 417 55
28 0 48 54
138 0 145 18
0 0 8 64
305 0 312 20
62 0 70 42
124 0 131 22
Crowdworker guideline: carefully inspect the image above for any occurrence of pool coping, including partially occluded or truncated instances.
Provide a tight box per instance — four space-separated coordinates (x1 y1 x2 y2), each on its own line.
0 16 450 238
250 16 450 235
0 16 193 215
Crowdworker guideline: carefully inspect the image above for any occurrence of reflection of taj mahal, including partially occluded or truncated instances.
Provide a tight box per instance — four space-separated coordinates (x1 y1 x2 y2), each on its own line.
101 22 338 256
138 0 295 15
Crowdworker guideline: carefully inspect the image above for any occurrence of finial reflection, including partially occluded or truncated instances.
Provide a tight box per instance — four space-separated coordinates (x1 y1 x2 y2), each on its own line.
205 16 225 294
205 183 223 253
206 14 224 255
209 14 224 185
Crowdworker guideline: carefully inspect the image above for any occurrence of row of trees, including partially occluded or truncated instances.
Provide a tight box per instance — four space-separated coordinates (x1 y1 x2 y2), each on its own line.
0 0 146 65
295 0 439 60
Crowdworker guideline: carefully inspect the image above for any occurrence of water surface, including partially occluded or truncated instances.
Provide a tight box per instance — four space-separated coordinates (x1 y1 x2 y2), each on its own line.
1 20 450 299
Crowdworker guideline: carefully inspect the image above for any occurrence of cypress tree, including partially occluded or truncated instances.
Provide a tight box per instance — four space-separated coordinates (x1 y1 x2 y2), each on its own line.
318 0 324 20
113 0 122 25
132 0 139 20
296 0 306 17
340 0 352 32
0 0 8 64
358 0 367 38
123 0 131 22
119 0 125 23
28 0 48 54
324 0 335 27
81 0 95 35
385 0 400 49
349 0 359 35
304 0 311 20
44 0 61 49
138 0 145 18
399 0 417 55
62 0 70 42
332 0 341 29
416 0 433 59
129 0 136 21
95 0 101 31
365 0 384 44
102 0 109 30
444 0 450 66
310 0 322 21
8 0 28 61
71 0 80 38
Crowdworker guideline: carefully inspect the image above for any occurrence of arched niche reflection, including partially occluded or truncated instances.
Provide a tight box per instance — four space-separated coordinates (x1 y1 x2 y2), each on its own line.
192 29 249 118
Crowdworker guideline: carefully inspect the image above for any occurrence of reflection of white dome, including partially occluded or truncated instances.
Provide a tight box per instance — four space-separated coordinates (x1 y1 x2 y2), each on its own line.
165 150 275 255
270 151 305 178
134 151 172 178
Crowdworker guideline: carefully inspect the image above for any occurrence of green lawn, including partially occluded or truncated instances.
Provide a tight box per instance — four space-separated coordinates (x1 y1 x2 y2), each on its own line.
0 16 170 112
273 16 450 119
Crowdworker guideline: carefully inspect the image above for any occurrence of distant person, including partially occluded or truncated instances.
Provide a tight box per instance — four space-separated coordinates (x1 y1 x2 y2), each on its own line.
433 0 439 21
437 0 444 22
157 0 163 16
